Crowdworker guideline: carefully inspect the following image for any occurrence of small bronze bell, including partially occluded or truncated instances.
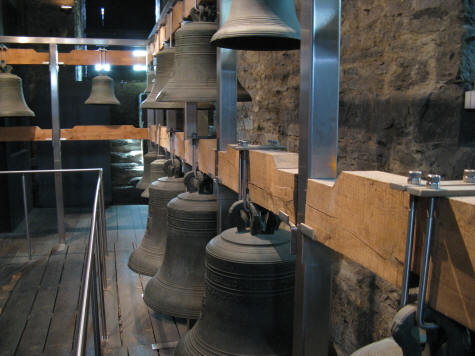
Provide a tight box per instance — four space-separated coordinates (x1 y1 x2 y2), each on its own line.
210 0 301 51
175 202 295 356
85 75 120 105
136 151 157 190
141 48 176 109
143 190 217 319
0 72 35 117
128 175 185 276
141 157 167 199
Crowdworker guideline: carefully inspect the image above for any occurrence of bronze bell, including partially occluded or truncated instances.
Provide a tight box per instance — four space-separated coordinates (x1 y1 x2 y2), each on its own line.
175 202 295 356
141 157 167 199
141 48 176 109
0 72 35 117
210 0 301 51
136 151 157 190
144 70 155 94
156 22 251 107
143 191 217 319
85 75 120 105
128 175 185 276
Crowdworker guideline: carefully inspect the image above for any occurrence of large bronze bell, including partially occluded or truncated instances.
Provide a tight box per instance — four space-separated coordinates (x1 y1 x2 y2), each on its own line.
141 157 167 199
175 203 295 356
136 151 157 190
141 48 176 109
143 191 217 319
85 75 120 105
156 22 251 106
210 0 301 51
128 175 185 276
0 72 35 117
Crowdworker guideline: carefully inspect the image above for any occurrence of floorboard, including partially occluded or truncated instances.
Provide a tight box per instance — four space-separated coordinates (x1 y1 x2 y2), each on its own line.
0 205 185 356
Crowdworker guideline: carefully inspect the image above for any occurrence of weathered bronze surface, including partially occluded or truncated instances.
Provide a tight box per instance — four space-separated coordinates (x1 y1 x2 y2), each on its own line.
141 48 176 109
128 176 185 276
143 192 217 319
85 75 120 105
211 0 301 51
136 152 157 190
141 157 167 199
0 72 35 117
175 227 295 356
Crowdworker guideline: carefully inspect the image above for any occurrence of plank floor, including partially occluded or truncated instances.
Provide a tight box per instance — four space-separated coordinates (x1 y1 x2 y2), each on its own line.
0 205 187 356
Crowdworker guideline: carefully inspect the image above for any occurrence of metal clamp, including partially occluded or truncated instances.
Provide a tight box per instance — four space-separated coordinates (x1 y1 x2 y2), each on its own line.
463 169 475 183
407 170 422 185
426 174 441 189
278 210 298 255
0 44 7 70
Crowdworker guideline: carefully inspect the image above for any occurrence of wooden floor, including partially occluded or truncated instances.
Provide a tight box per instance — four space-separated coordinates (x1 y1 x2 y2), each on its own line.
0 205 187 356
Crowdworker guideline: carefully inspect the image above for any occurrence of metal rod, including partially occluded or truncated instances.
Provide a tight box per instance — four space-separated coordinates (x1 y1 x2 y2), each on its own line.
400 195 416 307
21 174 32 260
94 223 107 340
91 257 102 356
0 35 146 46
416 197 439 330
76 175 102 356
100 179 108 256
0 168 102 175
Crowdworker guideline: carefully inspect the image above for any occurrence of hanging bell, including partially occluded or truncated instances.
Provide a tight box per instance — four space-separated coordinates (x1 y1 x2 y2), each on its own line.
143 191 217 319
141 157 167 199
85 75 120 105
0 72 35 117
210 0 301 51
136 151 157 190
141 48 176 109
128 175 185 276
175 202 295 356
144 70 155 95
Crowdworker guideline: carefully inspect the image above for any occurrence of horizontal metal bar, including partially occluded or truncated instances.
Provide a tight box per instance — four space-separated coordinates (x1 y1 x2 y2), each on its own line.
0 168 102 175
0 36 146 47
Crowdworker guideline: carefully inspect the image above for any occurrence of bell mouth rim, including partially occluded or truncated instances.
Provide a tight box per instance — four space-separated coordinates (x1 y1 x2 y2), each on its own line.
211 35 300 51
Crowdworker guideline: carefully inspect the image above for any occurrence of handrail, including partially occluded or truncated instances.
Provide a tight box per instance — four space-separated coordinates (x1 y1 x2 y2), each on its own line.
0 168 108 355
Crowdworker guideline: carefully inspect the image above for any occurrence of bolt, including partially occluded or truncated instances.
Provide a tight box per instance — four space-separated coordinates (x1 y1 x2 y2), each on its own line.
238 140 248 147
407 171 422 185
463 169 475 183
426 174 441 189
268 139 279 146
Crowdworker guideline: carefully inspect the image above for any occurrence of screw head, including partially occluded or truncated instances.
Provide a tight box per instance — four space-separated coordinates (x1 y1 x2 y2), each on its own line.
426 174 441 189
463 169 475 183
407 171 422 185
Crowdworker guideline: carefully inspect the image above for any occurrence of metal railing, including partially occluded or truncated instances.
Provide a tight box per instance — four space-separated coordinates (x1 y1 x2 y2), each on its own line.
0 168 108 355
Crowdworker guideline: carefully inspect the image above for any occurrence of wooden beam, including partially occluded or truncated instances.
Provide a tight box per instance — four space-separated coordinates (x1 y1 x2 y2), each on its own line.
5 49 145 66
0 125 148 141
153 128 475 331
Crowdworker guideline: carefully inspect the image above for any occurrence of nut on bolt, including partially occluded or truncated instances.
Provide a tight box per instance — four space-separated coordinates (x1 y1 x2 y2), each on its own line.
238 140 248 147
463 169 475 183
426 174 441 189
407 171 422 185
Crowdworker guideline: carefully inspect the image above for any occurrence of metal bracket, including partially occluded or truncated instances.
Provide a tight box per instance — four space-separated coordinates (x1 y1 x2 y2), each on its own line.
279 210 298 255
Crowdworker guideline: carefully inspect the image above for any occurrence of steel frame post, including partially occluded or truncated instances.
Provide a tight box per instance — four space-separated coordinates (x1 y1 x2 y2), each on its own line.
49 43 66 245
294 0 341 355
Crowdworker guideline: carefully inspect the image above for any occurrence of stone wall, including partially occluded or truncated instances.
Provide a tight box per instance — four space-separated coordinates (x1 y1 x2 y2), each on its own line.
236 0 475 354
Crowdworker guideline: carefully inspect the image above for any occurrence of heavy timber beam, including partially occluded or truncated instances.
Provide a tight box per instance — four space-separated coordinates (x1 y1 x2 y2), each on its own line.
5 49 145 66
154 134 475 332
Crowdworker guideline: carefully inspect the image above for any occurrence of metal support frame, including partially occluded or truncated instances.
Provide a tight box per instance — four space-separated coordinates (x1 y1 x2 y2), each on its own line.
294 0 341 355
49 43 66 245
21 174 31 260
146 109 156 153
185 102 199 174
167 110 178 159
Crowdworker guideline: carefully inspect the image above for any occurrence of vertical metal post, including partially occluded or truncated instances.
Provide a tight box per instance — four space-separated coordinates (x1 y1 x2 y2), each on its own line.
147 109 155 153
94 222 108 340
185 102 198 173
21 174 32 260
91 257 102 356
401 195 416 307
216 0 237 153
295 0 341 355
49 43 66 245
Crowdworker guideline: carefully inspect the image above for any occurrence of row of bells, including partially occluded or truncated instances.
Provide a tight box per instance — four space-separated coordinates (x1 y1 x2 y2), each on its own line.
128 170 295 355
0 70 120 118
